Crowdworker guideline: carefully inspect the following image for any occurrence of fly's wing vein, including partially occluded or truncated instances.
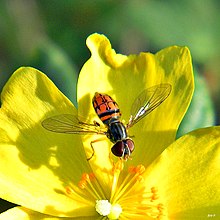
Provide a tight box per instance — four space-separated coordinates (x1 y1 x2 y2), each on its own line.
127 83 172 128
42 114 106 135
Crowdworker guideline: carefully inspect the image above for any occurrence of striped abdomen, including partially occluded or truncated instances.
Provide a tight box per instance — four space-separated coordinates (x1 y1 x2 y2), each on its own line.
92 92 121 124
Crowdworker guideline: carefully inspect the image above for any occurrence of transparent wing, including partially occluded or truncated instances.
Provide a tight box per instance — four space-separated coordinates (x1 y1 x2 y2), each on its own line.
127 83 172 128
42 114 106 135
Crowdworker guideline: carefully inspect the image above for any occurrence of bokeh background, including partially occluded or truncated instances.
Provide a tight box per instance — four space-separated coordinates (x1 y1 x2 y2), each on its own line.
0 0 219 213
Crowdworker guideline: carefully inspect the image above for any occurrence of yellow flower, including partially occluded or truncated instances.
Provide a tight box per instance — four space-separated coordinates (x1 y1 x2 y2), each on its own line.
0 33 219 220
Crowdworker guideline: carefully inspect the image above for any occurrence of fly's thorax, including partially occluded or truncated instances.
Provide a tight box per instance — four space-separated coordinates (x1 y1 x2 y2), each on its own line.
107 119 127 143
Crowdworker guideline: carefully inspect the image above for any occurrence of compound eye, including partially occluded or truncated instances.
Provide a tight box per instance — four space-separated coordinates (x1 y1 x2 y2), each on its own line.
126 139 134 153
111 141 124 157
111 139 135 158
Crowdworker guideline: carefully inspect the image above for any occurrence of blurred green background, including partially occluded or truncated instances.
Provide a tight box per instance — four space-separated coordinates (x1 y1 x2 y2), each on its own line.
0 0 219 213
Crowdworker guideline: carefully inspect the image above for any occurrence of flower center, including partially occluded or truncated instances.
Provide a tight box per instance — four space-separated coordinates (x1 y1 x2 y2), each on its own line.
95 200 122 219
95 200 111 216
66 160 166 219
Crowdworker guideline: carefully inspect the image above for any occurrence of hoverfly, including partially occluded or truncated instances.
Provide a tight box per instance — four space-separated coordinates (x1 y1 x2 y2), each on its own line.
42 83 171 160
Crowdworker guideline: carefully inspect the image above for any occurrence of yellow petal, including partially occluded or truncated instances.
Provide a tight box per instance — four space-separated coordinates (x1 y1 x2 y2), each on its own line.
77 33 193 169
0 67 93 217
144 126 220 219
0 207 99 220
0 207 58 220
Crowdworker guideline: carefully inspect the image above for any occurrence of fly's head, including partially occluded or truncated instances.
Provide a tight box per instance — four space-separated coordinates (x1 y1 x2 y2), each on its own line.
111 139 134 160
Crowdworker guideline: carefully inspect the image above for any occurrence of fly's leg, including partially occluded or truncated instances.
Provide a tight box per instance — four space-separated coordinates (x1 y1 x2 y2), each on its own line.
92 120 102 133
87 142 95 161
87 137 107 161
93 120 100 127
86 120 107 161
128 134 135 138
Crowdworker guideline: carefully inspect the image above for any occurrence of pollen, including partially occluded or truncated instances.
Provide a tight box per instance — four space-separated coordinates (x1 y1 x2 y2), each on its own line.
95 200 122 219
95 200 111 216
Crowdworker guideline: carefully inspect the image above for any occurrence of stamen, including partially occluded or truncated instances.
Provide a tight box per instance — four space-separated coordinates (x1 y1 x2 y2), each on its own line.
151 187 159 201
66 162 166 219
66 172 105 203
128 164 145 175
65 184 93 206
112 164 166 219
111 164 146 203
111 160 124 198
78 173 89 189
112 159 124 173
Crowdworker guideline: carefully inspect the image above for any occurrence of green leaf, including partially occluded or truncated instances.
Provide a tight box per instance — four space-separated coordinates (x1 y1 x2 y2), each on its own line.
30 39 78 107
123 0 220 63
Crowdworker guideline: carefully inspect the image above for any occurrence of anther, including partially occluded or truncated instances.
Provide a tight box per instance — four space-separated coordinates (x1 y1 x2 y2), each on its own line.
151 186 158 193
89 173 95 180
157 203 165 212
137 165 145 174
128 164 145 175
112 160 124 173
151 194 159 201
66 187 73 195
150 187 159 201
128 166 136 173
78 173 94 189
78 179 87 189
136 175 144 183
82 173 90 181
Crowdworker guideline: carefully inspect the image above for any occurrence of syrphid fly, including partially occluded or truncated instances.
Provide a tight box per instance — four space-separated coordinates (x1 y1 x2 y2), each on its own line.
42 83 172 160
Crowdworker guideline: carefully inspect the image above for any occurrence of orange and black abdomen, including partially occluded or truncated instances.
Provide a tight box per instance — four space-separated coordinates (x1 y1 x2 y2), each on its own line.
92 93 121 125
